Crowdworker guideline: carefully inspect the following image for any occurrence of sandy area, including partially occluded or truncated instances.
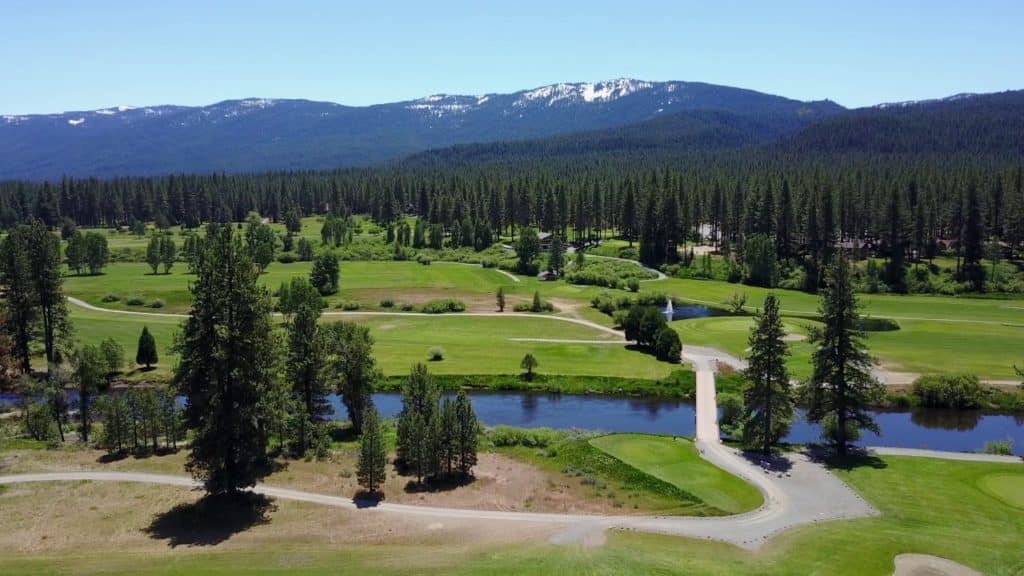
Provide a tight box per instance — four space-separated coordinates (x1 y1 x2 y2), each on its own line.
892 554 981 576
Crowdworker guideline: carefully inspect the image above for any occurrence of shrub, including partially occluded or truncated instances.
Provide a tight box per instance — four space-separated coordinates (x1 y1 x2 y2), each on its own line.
724 291 747 314
590 292 617 315
912 374 982 409
421 299 466 314
481 258 498 269
428 346 445 361
857 317 900 332
126 297 145 306
717 393 744 436
416 254 433 266
653 328 682 362
486 426 558 448
277 252 297 264
513 302 532 312
982 439 1014 455
101 294 121 303
337 301 360 311
627 278 640 292
400 302 415 311
379 298 395 308
149 299 165 309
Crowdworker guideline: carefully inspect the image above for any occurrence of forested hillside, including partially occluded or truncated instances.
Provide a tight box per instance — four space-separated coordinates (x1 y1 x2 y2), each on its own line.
0 79 841 180
1 89 1022 297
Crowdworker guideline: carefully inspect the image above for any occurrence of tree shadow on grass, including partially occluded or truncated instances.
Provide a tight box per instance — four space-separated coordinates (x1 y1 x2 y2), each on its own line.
403 474 476 494
144 492 276 547
807 445 889 471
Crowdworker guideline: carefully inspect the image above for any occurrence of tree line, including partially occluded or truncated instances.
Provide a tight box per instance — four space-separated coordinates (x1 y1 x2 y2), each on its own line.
2 152 1021 293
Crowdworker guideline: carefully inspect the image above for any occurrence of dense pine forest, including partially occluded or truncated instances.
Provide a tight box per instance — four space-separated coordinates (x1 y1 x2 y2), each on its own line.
2 90 1024 296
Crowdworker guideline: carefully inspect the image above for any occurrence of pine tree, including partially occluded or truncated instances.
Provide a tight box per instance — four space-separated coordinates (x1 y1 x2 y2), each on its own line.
620 184 638 247
396 363 439 485
496 286 505 312
285 280 328 454
0 227 37 373
741 294 794 454
28 223 68 374
160 236 177 274
547 234 564 273
454 391 478 477
805 254 884 455
960 182 985 291
357 403 387 495
136 326 158 369
146 235 162 274
74 344 106 444
174 224 277 495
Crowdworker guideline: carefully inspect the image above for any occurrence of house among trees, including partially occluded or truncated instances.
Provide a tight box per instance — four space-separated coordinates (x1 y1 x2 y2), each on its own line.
538 232 553 251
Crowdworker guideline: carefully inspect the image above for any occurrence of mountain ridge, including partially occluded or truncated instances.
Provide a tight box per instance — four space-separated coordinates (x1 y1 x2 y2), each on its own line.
0 79 843 180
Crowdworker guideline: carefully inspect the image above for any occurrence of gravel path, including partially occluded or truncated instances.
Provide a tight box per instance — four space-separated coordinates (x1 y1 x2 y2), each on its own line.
868 447 1021 464
68 296 622 337
0 336 877 550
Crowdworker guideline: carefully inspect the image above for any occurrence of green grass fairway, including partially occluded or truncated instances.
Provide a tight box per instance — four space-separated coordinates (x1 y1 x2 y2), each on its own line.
2 456 1021 574
588 434 762 514
60 253 1024 379
64 260 513 313
978 472 1024 509
66 307 673 381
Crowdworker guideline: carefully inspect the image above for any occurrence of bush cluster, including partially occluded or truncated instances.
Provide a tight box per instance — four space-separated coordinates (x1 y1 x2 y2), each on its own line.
912 374 982 409
421 299 466 314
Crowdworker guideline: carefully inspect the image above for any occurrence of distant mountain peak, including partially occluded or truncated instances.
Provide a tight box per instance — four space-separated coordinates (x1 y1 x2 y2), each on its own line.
0 78 848 179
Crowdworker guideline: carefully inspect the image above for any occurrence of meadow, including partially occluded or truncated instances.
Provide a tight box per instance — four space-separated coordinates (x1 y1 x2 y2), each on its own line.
66 305 674 381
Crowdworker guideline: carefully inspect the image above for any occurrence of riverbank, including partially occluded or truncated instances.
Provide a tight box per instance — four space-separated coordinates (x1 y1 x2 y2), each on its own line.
377 371 746 399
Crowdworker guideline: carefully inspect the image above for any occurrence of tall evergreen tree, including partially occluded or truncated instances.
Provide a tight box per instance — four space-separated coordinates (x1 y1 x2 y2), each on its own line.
547 234 564 273
741 294 793 454
174 224 277 495
396 363 439 484
28 223 68 373
960 182 985 291
454 391 478 477
805 254 884 455
357 403 387 495
285 279 328 454
136 326 158 369
75 344 106 444
0 227 37 372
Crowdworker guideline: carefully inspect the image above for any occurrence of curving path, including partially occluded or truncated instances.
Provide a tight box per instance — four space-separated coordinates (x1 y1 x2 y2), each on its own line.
53 294 1016 548
0 341 878 550
68 296 622 337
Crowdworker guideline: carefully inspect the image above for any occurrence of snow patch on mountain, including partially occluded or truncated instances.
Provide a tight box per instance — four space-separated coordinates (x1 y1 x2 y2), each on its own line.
67 118 85 126
875 93 979 109
515 79 656 107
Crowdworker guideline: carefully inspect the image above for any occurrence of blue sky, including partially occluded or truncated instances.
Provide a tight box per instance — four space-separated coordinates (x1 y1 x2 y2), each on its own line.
2 0 1021 114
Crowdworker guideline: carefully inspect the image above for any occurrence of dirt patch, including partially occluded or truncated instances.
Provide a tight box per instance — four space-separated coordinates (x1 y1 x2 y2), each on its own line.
0 480 554 556
346 289 498 312
892 554 981 576
1 448 634 515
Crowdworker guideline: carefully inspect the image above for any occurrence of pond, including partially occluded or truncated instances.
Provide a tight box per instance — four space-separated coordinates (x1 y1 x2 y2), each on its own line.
3 391 1022 456
664 302 731 321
